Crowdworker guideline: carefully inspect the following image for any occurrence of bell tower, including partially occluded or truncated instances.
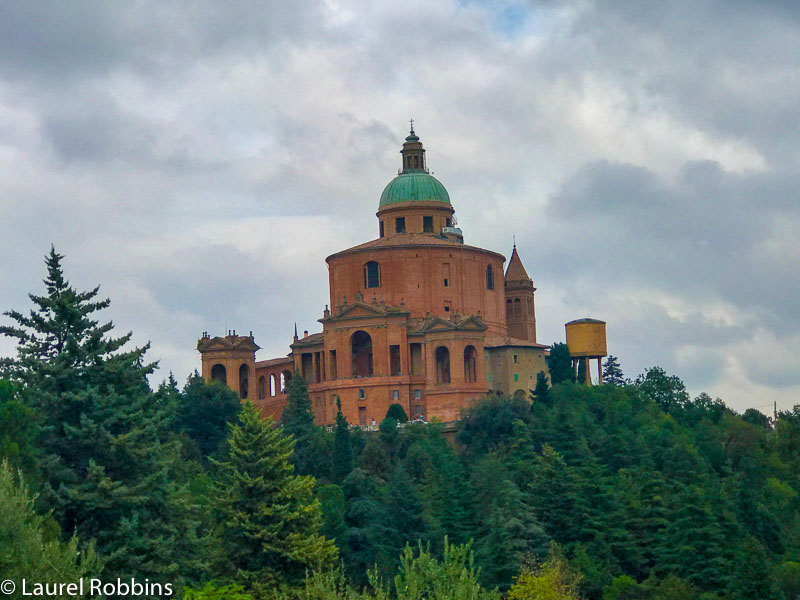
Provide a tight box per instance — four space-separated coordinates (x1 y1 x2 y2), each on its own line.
504 244 537 343
400 121 427 172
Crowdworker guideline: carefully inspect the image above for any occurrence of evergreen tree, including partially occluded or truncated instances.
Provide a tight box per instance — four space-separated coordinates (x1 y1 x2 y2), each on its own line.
530 371 551 406
634 367 689 414
0 248 205 582
176 373 242 460
332 398 353 484
374 464 428 581
727 538 783 600
548 343 575 385
213 400 337 592
602 356 625 386
281 370 326 477
0 460 101 598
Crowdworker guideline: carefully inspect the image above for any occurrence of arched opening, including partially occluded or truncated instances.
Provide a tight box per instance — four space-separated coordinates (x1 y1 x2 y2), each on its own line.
270 373 277 397
364 261 381 288
351 330 374 377
211 363 227 384
435 346 450 384
514 298 521 315
280 370 291 393
238 364 249 399
506 299 513 318
464 345 477 383
257 376 266 399
486 265 494 290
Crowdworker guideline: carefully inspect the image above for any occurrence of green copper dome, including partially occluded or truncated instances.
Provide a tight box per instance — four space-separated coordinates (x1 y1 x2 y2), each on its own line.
379 171 451 207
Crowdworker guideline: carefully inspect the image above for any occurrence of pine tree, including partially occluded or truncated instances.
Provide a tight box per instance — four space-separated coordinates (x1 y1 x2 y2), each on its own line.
547 343 575 385
0 248 206 582
603 356 626 386
213 400 337 591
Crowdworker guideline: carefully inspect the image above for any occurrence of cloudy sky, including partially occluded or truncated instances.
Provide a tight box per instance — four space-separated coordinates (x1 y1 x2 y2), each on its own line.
1 0 798 413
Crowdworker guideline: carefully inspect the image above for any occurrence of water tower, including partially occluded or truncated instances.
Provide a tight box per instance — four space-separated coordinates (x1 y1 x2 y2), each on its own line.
565 318 607 384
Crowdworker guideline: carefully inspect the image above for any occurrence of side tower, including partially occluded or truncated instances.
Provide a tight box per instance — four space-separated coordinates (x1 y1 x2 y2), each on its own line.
197 331 259 400
504 244 537 342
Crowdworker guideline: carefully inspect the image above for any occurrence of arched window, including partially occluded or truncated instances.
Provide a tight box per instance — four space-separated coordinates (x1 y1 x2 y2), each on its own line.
514 298 521 315
280 370 291 393
258 376 266 399
486 265 494 290
464 345 477 383
211 364 227 384
435 346 451 384
351 331 374 377
506 299 513 317
364 261 381 288
238 364 249 399
270 374 277 397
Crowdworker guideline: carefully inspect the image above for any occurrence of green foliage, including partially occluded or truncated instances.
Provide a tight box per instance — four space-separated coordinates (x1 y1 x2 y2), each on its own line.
508 547 582 600
0 379 38 476
774 561 800 600
0 247 207 582
183 581 253 600
282 371 329 478
332 399 353 484
176 373 242 459
547 343 575 385
634 366 689 413
213 400 337 591
386 403 409 422
530 371 551 405
0 460 101 599
381 539 499 600
318 483 347 544
577 358 587 385
457 394 533 455
602 356 625 386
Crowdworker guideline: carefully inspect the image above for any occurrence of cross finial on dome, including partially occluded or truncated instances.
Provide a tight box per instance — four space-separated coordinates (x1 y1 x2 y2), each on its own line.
409 118 414 134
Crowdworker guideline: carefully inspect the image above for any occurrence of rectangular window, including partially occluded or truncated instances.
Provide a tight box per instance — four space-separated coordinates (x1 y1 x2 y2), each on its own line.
379 221 385 237
414 389 422 400
445 218 452 227
444 278 449 287
514 373 519 381
513 354 518 364
423 216 434 232
359 388 365 400
392 390 399 401
389 345 401 376
444 301 451 312
488 374 493 382
395 217 406 233
414 404 424 417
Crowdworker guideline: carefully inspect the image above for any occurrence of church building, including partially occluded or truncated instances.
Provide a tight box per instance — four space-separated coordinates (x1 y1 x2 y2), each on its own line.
197 127 551 425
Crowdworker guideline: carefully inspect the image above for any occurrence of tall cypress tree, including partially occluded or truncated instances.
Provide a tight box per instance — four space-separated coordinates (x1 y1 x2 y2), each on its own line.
213 400 337 592
0 248 205 582
331 398 353 484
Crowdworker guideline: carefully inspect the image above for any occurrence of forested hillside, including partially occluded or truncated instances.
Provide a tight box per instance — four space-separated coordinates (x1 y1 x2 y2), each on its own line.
2 250 799 600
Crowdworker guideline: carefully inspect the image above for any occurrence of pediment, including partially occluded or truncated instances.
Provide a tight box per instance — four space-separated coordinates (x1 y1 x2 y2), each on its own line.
418 317 457 332
455 316 488 331
325 301 407 322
